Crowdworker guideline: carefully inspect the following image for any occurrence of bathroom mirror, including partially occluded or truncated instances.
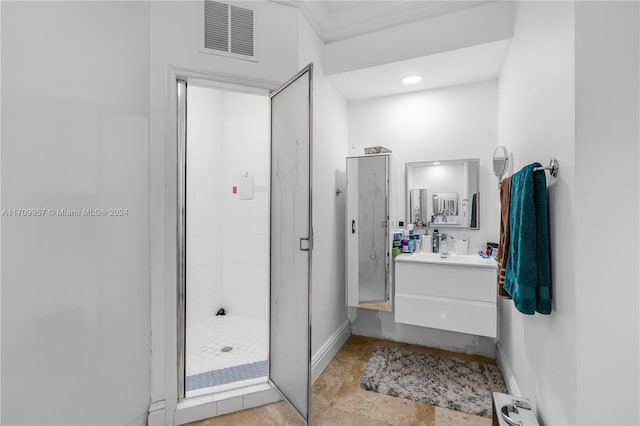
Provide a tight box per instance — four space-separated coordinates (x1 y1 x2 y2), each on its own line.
406 158 480 229
493 146 509 181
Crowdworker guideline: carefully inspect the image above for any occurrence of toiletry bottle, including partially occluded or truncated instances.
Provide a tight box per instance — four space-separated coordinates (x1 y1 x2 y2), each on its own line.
423 233 431 253
440 234 448 256
432 229 439 253
415 234 421 252
393 229 403 252
409 235 415 253
402 239 410 254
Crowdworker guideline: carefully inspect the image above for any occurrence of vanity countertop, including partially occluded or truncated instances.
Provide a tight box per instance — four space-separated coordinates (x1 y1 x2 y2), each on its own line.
395 252 497 268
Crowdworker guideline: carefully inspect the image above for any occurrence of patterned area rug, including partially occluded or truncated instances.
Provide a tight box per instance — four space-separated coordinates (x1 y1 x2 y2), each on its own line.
360 347 507 417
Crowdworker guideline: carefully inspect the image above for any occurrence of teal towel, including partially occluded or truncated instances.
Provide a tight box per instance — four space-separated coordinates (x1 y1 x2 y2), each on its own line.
503 163 551 315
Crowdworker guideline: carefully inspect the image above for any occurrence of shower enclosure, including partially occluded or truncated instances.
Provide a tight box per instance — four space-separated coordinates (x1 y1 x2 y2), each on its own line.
175 64 313 424
182 84 271 396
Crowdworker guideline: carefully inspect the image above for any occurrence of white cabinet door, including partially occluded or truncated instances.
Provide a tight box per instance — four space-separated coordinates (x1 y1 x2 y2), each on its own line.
346 155 389 305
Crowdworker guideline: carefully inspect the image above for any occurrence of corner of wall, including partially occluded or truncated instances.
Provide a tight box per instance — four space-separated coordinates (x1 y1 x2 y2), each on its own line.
497 2 576 424
298 10 351 361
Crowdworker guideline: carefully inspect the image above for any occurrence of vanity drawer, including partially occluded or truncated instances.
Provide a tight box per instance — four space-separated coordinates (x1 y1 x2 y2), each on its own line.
395 261 496 302
395 294 497 338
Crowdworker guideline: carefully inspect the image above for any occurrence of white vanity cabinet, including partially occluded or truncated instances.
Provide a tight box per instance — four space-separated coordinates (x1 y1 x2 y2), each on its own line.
394 253 497 338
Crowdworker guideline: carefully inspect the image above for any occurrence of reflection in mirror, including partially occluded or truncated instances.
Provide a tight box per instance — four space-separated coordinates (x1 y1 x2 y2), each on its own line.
409 189 428 225
406 158 480 229
432 192 458 222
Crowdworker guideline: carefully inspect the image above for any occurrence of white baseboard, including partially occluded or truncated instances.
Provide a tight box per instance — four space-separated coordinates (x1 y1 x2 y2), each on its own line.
147 400 166 426
496 344 520 396
311 320 351 383
496 344 540 420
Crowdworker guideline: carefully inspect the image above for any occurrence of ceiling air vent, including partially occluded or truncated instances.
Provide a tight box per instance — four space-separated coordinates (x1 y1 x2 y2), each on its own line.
200 1 257 62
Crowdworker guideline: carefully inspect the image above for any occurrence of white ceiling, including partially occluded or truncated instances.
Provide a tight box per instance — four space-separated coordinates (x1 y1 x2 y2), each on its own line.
327 39 511 101
296 1 511 100
300 0 490 43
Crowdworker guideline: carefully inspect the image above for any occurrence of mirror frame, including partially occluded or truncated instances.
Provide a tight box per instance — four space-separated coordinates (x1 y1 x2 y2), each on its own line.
405 158 480 230
493 146 509 181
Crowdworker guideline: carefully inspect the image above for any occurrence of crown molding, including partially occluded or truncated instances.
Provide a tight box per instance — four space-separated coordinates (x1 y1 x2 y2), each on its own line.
299 1 330 40
267 0 302 8
298 1 492 44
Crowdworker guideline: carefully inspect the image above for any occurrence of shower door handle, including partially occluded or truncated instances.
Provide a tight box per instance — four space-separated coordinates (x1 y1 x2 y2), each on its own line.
352 219 356 234
299 237 311 251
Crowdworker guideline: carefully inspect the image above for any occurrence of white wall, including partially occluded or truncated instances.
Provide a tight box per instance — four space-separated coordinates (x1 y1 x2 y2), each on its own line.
1 2 151 424
574 2 639 424
497 2 576 424
498 4 640 424
298 17 350 357
347 80 500 357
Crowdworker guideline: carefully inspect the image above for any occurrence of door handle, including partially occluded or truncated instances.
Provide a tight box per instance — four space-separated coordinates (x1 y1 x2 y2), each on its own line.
500 404 523 426
299 237 311 251
352 219 356 234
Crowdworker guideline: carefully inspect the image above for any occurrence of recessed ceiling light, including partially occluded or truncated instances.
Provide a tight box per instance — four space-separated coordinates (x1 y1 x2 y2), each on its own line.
402 75 423 85
433 162 441 165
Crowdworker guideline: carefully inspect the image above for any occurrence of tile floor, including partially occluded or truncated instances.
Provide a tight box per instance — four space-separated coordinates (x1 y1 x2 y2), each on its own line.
186 314 268 394
189 335 495 425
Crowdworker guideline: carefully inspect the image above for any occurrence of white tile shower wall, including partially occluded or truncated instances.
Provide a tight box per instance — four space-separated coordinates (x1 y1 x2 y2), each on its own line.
218 90 270 321
187 86 223 326
187 87 269 324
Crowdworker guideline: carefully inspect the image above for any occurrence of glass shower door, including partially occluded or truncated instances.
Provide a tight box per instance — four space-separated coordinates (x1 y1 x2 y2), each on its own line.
269 64 312 424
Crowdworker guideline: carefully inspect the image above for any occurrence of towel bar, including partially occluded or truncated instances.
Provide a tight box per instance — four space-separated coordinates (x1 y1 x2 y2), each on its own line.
533 158 559 178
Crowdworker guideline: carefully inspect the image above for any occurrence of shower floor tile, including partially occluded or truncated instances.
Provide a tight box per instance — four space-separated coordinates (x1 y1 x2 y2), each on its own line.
186 314 268 378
